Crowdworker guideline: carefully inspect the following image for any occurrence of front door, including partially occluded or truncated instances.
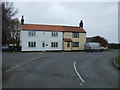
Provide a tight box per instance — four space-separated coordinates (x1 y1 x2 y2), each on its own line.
42 42 46 51
64 41 72 51
42 42 45 47
67 42 70 47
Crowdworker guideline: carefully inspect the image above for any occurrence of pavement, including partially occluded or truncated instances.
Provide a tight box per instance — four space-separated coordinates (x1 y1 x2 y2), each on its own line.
2 50 120 88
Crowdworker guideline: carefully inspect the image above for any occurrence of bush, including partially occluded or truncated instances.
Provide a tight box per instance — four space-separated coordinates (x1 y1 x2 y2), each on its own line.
109 43 120 49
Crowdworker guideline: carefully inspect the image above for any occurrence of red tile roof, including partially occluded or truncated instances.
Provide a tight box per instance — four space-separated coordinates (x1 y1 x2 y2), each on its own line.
21 24 86 33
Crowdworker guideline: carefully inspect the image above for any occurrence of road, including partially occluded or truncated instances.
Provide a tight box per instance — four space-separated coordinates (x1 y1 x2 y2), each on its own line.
2 50 119 88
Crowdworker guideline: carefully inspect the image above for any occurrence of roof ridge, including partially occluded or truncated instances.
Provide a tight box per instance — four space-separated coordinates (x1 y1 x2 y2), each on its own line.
25 23 79 28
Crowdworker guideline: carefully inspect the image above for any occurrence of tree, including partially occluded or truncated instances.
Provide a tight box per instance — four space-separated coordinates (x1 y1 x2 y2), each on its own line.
2 2 19 45
109 43 120 49
9 18 20 40
92 36 109 47
7 18 20 46
87 36 109 47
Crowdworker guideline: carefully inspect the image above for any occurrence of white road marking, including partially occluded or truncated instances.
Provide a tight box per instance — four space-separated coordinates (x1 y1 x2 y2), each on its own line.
73 61 85 85
6 57 41 72
6 52 61 72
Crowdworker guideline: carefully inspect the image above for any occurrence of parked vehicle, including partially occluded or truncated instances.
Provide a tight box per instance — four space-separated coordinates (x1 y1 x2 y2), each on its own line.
85 42 104 52
2 44 10 51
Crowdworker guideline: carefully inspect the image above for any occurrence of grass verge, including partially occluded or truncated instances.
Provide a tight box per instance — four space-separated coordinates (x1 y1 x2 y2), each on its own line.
115 56 120 66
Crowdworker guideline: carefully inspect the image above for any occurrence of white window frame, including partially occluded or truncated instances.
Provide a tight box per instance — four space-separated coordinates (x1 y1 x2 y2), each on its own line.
28 31 36 37
72 42 79 47
51 32 58 37
28 42 36 47
72 32 79 38
51 42 58 47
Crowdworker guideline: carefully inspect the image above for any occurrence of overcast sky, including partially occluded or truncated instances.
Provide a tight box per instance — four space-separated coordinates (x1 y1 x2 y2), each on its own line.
13 2 118 43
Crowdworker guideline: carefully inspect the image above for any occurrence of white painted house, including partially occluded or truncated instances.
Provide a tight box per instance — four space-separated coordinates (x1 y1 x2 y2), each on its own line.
20 25 63 51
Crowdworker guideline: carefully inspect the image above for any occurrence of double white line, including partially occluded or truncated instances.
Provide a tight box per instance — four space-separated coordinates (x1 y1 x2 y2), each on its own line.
73 61 85 85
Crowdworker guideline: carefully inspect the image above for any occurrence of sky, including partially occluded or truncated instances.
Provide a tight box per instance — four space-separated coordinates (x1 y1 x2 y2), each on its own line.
13 2 118 43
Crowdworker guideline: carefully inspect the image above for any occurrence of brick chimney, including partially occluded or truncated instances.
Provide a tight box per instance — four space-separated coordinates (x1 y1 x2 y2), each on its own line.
79 20 83 28
21 15 24 25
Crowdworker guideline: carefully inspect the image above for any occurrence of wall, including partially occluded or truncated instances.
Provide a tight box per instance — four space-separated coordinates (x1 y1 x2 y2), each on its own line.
20 30 63 51
63 32 86 51
63 32 72 51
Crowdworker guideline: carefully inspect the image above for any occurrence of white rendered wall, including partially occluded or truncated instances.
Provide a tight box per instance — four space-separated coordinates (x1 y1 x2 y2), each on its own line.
20 30 63 51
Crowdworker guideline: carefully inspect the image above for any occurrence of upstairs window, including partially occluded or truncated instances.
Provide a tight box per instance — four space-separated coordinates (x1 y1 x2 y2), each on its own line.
72 32 79 38
51 32 58 37
28 31 36 36
72 42 79 47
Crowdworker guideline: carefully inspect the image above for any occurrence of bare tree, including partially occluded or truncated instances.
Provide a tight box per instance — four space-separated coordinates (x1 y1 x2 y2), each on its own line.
2 2 19 45
10 18 20 40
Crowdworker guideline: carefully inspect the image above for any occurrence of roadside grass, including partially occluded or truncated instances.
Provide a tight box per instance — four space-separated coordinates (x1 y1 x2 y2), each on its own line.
115 56 120 66
104 49 119 51
104 49 113 51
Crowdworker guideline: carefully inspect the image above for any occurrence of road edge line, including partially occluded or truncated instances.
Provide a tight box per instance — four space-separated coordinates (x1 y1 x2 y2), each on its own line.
73 61 85 83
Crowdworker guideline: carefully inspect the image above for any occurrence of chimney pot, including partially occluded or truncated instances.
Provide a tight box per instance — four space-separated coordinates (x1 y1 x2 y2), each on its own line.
21 15 24 25
79 20 83 28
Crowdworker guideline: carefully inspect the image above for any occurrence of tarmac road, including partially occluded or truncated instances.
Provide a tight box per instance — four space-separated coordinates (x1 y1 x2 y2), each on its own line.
2 50 119 88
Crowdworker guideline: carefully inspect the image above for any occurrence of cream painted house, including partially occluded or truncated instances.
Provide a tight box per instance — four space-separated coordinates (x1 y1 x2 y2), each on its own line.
63 32 86 51
63 20 86 51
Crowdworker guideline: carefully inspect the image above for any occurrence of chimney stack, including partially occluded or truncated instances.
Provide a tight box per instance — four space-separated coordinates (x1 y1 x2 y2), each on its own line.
79 20 83 28
21 15 24 25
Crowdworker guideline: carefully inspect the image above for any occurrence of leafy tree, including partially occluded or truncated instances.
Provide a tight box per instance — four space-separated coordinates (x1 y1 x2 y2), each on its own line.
2 2 19 45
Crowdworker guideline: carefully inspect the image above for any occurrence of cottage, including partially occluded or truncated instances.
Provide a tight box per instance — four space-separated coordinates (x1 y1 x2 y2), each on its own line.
20 16 86 51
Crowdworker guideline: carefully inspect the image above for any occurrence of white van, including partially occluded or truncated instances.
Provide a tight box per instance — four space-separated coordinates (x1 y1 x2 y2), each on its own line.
85 42 104 52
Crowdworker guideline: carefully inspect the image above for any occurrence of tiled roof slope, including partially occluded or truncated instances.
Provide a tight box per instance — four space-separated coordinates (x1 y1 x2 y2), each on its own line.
21 24 86 33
